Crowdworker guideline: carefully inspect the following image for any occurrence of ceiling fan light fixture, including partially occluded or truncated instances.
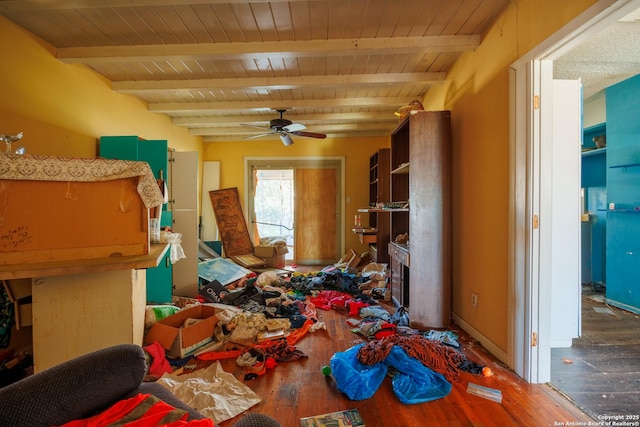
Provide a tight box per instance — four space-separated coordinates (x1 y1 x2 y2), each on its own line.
242 110 325 144
280 134 294 146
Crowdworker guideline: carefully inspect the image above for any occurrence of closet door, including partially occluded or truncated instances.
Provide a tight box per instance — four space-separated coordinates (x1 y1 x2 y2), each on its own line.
294 167 338 265
171 151 199 297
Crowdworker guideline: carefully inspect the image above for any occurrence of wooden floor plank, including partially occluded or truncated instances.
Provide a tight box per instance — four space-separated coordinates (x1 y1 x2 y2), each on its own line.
550 289 640 420
209 282 593 426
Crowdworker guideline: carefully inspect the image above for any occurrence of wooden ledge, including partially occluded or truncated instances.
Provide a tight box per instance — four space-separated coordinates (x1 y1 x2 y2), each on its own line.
0 243 170 280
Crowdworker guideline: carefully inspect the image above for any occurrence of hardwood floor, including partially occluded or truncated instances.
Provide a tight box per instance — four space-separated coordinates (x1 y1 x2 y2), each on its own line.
204 271 593 427
550 288 640 419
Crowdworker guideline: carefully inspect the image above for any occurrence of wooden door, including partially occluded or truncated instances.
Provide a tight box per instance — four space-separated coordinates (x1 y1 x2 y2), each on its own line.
294 168 337 264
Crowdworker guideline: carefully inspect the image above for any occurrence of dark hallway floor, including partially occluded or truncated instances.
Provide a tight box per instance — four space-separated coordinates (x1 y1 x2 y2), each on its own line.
550 287 640 419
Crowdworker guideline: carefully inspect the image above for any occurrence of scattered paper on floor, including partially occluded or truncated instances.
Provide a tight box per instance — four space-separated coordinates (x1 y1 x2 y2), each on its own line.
588 295 606 303
157 361 261 423
593 306 615 315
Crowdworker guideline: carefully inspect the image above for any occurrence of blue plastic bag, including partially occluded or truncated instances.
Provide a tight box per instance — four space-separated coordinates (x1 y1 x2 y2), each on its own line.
329 344 387 400
385 346 452 404
330 343 452 403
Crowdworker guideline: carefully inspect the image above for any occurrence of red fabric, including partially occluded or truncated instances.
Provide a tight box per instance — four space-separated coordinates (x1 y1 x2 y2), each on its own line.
265 357 278 369
374 322 397 340
143 341 173 377
309 291 352 311
57 393 215 427
347 300 369 316
196 349 244 361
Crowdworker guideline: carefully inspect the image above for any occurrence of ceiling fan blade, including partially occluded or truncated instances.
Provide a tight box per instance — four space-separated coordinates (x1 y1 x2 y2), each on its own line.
244 132 274 140
290 130 327 139
280 134 294 146
241 123 271 131
283 123 306 132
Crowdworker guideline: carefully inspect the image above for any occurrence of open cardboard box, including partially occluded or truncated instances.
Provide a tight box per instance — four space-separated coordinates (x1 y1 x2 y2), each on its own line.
336 249 361 269
144 305 218 358
255 244 289 268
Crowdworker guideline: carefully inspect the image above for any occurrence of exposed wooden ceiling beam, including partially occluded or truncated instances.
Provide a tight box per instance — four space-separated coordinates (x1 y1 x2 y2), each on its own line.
58 36 480 64
113 72 445 93
150 97 416 113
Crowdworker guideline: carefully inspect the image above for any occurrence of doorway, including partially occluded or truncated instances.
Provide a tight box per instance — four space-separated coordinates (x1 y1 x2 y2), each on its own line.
245 157 345 265
510 0 640 385
251 168 295 261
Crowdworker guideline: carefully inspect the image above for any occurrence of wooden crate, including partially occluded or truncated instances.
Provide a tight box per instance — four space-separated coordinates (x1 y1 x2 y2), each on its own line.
0 177 149 265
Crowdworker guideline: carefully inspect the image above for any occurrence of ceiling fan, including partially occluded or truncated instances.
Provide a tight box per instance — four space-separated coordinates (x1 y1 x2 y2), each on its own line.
243 109 326 146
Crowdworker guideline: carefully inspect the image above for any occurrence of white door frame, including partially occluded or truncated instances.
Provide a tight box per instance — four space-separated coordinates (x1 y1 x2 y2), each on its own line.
509 0 640 383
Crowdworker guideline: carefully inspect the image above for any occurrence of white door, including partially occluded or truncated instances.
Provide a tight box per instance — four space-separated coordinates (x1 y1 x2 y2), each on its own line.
171 151 199 297
549 78 582 348
535 63 583 382
516 61 583 383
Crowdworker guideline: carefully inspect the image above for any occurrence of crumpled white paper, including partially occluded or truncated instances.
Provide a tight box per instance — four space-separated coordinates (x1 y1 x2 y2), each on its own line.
162 231 186 264
156 362 261 423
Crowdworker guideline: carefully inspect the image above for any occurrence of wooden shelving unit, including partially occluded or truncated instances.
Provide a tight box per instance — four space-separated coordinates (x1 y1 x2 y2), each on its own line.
354 148 391 263
388 111 452 329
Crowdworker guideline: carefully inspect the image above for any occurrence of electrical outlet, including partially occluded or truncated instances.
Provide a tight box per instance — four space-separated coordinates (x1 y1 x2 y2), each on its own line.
471 292 478 308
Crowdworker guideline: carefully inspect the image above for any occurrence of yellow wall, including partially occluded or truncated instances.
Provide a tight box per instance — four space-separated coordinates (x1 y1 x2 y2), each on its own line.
424 0 598 352
1 0 603 358
0 16 204 210
203 135 390 256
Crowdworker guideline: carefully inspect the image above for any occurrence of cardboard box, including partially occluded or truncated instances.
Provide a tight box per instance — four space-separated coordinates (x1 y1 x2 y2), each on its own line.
336 249 361 269
144 305 218 358
263 254 285 268
255 245 288 268
254 245 289 257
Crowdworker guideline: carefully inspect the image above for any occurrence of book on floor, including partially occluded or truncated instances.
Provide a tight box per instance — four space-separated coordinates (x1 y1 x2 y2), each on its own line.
300 408 365 427
257 329 288 342
231 253 267 268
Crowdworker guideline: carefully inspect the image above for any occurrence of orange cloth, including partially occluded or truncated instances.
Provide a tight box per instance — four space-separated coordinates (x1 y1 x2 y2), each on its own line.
58 393 215 427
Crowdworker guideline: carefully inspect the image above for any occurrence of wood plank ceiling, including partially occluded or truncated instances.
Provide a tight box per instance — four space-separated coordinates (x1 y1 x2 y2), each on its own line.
0 0 509 143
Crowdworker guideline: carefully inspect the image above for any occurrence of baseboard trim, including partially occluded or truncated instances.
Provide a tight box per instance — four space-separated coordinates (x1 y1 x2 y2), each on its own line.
452 313 508 365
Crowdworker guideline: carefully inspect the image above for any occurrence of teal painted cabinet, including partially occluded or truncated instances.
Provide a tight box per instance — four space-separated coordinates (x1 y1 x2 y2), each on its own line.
145 211 173 303
581 123 607 285
604 74 640 314
99 136 173 303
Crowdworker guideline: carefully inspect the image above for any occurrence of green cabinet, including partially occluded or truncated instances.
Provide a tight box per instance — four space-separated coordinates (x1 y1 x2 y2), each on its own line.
99 136 169 211
144 210 173 303
99 136 173 303
99 136 168 177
